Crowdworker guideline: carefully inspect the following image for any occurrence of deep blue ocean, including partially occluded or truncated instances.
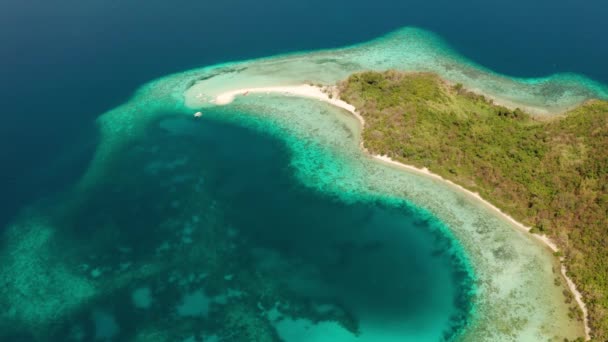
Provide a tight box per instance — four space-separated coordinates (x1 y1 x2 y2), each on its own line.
1 0 607 226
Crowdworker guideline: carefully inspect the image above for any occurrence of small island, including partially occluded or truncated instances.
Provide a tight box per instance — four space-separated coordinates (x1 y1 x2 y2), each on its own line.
338 71 608 340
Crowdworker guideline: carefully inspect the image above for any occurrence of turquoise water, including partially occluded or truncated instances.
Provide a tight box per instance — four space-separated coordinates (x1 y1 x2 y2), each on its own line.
0 107 474 341
0 28 592 341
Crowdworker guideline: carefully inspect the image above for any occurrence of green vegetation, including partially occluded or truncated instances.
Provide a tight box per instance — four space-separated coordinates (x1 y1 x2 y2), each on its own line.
340 71 608 340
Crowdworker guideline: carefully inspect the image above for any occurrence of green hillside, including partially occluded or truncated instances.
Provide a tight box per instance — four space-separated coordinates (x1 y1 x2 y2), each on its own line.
339 71 608 340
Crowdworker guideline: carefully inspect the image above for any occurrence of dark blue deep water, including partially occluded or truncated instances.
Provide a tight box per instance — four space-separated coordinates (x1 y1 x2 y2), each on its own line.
1 0 608 225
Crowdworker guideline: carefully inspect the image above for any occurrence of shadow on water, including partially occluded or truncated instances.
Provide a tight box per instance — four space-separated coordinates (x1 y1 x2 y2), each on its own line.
0 110 474 341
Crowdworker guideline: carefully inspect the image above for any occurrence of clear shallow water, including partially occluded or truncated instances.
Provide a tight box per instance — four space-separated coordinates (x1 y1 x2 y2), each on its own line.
0 108 473 341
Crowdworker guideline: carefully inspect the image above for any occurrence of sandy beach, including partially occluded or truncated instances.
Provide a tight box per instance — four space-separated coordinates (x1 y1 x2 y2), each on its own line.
212 84 591 340
214 85 358 116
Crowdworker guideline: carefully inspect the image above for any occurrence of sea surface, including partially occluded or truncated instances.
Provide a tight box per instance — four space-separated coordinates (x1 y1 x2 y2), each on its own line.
1 0 608 225
1 1 606 341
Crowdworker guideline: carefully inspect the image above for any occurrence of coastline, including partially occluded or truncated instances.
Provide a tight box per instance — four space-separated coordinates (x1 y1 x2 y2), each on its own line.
210 84 591 340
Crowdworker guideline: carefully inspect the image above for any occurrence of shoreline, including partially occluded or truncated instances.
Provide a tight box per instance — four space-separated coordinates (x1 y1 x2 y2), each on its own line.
210 84 591 340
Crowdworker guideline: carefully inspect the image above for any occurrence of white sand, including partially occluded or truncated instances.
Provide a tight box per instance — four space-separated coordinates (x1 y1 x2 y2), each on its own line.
215 85 358 116
212 84 591 339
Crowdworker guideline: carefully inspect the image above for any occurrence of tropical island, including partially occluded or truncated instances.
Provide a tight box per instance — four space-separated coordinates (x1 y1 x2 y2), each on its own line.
338 71 608 340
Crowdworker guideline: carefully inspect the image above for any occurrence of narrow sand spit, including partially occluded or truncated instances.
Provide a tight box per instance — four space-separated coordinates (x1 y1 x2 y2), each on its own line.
215 85 356 115
212 84 591 340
